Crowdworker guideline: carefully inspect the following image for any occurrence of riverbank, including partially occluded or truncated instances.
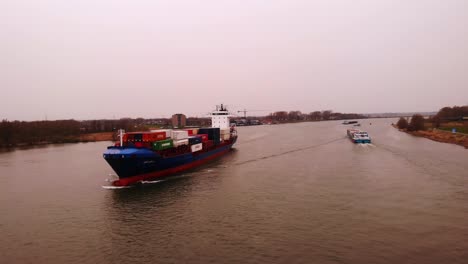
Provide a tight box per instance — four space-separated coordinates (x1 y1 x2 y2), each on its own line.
0 132 114 148
393 125 468 149
78 132 114 142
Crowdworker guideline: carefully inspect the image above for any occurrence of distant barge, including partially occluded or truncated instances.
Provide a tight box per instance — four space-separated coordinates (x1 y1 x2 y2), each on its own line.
342 120 358 125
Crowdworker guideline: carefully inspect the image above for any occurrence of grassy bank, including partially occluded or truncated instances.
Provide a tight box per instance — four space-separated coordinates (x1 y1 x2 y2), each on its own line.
438 126 468 134
393 125 468 149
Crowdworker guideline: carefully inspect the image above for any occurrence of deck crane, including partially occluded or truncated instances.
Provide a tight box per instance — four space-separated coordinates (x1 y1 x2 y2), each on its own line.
237 109 248 119
237 109 269 118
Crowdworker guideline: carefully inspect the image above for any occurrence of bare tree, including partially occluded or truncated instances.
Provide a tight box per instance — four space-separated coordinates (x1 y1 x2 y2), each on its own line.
309 111 322 121
322 110 332 120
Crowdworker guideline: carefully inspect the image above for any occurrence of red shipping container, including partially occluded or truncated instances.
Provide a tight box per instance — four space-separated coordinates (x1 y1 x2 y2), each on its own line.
203 140 214 150
184 129 194 135
197 134 208 142
123 134 134 142
142 132 166 142
152 132 166 141
141 142 152 148
124 133 139 142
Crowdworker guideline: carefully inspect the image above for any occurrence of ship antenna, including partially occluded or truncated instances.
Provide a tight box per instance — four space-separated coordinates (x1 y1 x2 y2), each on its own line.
119 129 124 147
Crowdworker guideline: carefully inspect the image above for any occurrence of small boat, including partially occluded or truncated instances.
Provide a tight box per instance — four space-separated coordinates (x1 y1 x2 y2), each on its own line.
353 123 361 127
347 129 371 144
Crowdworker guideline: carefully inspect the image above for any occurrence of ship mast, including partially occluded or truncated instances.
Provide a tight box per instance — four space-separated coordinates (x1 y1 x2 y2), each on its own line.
119 129 125 147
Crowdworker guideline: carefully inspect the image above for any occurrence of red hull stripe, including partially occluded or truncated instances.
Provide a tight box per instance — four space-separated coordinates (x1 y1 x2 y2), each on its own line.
113 148 231 186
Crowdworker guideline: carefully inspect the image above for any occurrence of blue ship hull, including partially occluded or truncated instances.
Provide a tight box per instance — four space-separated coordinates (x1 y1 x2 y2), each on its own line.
103 138 236 186
352 139 371 144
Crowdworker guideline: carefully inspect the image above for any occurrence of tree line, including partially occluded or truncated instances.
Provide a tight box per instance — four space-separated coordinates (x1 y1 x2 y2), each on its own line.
266 110 366 123
0 119 81 147
396 105 468 131
8 106 463 147
434 106 468 121
0 117 217 147
0 110 369 147
0 118 158 147
396 115 425 131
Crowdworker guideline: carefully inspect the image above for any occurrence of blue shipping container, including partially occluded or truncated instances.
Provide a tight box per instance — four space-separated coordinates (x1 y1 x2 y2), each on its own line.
198 128 220 145
188 136 203 145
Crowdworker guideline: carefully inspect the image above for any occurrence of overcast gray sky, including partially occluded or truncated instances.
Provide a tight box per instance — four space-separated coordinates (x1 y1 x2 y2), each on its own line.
1 0 467 120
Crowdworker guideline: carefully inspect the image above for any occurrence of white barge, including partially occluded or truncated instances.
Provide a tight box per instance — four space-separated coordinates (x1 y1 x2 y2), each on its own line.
347 129 371 144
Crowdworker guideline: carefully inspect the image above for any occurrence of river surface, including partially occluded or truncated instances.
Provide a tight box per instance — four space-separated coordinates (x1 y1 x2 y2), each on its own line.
1 119 467 264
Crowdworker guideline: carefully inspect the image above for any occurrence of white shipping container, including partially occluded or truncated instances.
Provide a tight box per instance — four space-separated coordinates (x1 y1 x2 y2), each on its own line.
172 130 189 140
191 143 203 152
150 129 172 138
173 139 189 147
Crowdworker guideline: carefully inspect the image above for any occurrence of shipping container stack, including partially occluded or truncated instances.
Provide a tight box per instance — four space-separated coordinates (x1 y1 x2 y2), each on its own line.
197 134 209 142
118 125 228 155
198 128 221 145
172 130 189 148
150 129 172 138
122 132 164 148
153 129 205 153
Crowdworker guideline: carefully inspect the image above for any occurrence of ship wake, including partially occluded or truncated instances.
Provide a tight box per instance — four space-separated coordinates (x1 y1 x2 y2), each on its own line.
101 185 133 189
234 137 346 166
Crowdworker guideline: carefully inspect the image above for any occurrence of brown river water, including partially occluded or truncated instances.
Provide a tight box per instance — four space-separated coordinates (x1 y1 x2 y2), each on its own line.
1 118 467 264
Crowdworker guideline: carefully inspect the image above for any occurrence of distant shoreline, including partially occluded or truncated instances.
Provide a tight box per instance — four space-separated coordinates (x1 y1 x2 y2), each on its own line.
0 132 114 149
392 125 468 149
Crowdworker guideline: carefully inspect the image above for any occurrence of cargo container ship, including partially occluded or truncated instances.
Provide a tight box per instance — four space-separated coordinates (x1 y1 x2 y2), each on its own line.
103 105 237 186
347 129 371 144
